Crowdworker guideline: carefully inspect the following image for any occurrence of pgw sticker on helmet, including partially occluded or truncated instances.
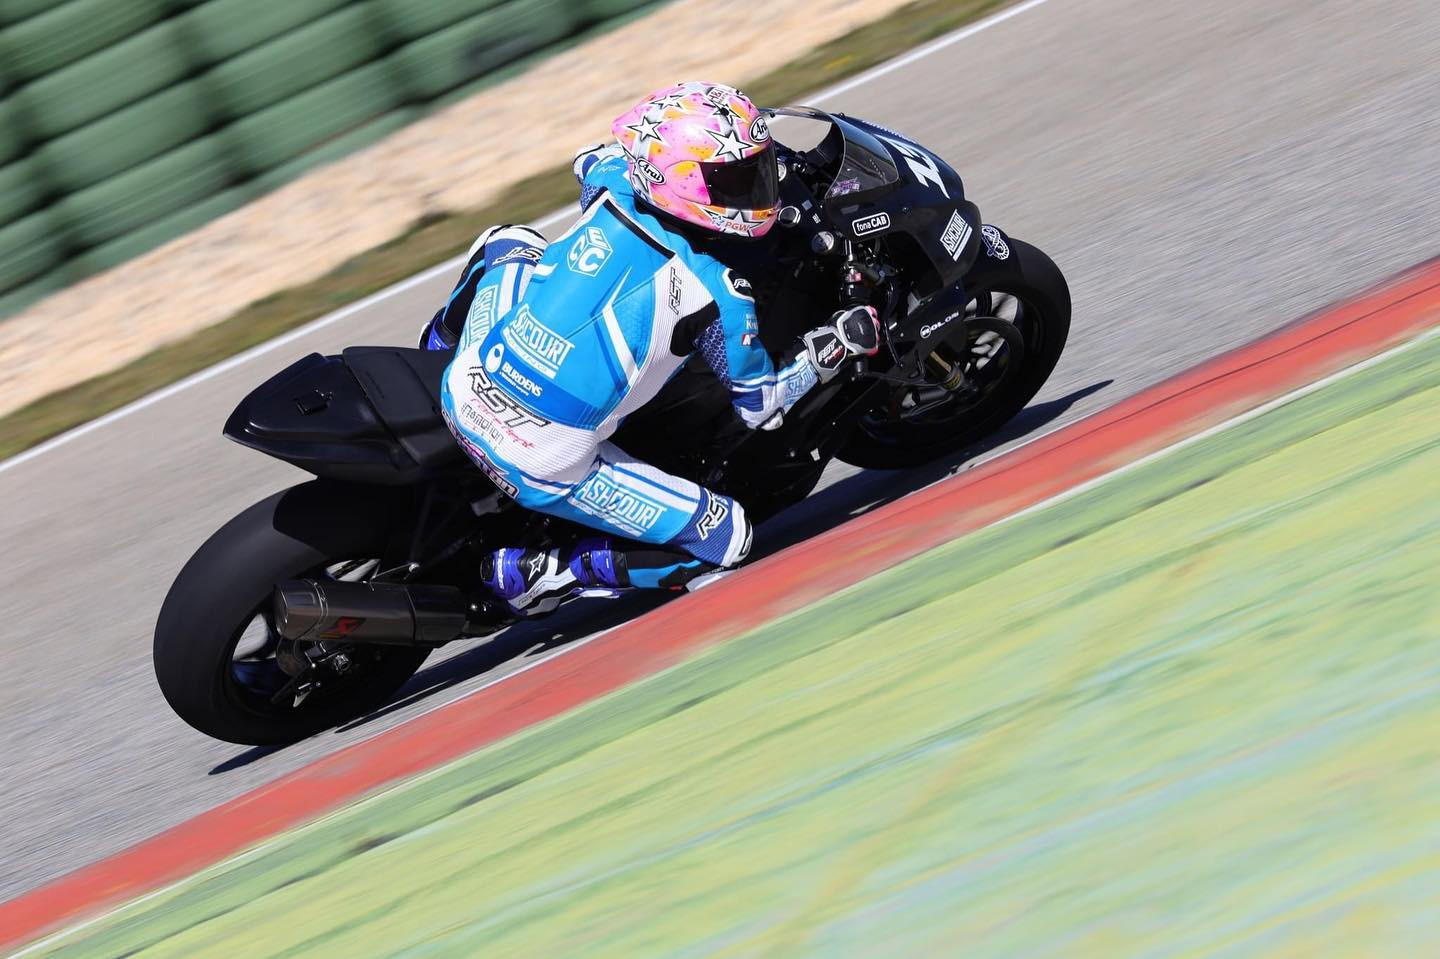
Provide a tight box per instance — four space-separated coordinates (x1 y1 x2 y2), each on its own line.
567 227 613 277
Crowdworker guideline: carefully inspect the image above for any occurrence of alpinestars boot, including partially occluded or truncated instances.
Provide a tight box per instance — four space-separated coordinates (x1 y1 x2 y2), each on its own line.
480 547 580 616
480 540 632 615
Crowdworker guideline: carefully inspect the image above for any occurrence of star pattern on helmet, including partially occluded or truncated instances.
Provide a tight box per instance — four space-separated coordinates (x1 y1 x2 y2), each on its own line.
711 102 738 124
625 113 664 145
651 91 688 111
705 207 766 235
705 126 753 162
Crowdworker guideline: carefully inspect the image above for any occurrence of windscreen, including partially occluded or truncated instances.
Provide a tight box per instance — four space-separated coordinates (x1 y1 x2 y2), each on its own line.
767 106 902 203
822 116 900 201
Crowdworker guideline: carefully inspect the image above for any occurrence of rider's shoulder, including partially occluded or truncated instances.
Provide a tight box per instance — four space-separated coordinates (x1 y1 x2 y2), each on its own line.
674 244 747 302
576 189 736 302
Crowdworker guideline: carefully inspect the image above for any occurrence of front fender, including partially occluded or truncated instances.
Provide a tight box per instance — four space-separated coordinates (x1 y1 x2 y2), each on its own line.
960 223 1021 293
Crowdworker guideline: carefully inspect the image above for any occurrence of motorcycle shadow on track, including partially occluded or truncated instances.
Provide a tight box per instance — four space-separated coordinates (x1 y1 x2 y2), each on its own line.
763 379 1112 554
208 594 672 774
210 379 1110 774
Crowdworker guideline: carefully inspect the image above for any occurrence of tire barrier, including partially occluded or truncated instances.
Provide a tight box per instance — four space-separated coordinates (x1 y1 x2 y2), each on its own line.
0 0 663 318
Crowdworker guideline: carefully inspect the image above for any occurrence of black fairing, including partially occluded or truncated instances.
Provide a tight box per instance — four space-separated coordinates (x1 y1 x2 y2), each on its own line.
222 113 996 507
224 347 464 485
820 112 982 290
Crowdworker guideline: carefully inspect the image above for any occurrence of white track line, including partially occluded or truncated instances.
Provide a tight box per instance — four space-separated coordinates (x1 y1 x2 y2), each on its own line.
1 257 450 477
0 201 573 478
0 0 1060 477
13 325 1439 959
809 0 1059 105
966 324 1440 531
6 4 1069 951
6 622 624 959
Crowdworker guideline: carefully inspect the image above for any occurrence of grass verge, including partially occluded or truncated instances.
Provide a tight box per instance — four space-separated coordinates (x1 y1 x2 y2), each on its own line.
29 327 1440 957
0 0 1013 462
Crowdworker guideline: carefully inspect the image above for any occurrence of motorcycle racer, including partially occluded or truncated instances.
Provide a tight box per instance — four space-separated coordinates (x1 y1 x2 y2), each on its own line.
427 81 882 613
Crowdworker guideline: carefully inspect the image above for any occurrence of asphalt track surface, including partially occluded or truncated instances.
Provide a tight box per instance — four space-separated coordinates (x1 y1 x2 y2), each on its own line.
1 0 1436 903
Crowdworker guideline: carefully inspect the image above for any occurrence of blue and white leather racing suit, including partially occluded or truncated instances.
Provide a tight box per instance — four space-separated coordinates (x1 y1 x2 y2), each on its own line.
436 154 820 587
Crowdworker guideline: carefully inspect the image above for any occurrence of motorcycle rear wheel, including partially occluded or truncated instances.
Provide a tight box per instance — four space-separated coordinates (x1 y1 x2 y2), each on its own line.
837 238 1071 470
153 481 431 745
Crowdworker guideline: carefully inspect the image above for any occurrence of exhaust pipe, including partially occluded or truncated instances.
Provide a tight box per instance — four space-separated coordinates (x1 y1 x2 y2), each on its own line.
274 579 471 646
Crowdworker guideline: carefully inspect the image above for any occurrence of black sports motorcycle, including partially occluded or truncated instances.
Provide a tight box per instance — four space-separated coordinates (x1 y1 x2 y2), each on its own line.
154 108 1071 744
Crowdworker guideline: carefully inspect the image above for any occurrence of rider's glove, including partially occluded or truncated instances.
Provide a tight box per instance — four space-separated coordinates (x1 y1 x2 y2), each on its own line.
803 305 881 382
572 143 625 183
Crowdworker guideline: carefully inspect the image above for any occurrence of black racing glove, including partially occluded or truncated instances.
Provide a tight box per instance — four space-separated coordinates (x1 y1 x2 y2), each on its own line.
802 305 881 382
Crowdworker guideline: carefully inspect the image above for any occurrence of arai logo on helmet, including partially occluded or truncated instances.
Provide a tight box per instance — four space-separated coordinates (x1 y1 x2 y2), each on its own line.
485 343 505 372
634 157 665 184
850 212 890 237
749 115 770 142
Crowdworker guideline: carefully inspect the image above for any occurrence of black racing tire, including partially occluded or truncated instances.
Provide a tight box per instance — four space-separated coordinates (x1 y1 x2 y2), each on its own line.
837 238 1071 470
153 481 430 745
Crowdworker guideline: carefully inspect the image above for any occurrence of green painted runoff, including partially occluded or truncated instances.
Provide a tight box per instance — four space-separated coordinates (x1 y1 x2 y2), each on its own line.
32 333 1440 957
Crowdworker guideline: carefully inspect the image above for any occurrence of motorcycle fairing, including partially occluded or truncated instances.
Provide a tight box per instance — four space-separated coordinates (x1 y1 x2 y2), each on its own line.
224 348 464 485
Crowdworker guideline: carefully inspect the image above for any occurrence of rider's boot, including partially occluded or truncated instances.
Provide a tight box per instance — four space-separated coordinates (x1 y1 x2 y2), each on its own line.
566 538 627 594
480 547 579 616
480 538 717 615
479 539 628 616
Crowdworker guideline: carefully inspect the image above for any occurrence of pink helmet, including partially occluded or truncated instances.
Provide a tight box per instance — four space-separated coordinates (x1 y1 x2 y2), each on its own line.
611 81 779 238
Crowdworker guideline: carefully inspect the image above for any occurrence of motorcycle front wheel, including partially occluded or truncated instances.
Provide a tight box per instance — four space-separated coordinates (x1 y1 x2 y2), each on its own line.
836 237 1071 470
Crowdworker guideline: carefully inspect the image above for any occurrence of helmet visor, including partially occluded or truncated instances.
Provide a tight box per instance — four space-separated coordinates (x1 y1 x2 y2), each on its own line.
700 148 779 210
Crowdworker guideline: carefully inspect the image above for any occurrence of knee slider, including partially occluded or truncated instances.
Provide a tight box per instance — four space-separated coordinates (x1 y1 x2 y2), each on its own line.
489 224 548 248
464 224 504 262
465 224 549 263
484 225 549 263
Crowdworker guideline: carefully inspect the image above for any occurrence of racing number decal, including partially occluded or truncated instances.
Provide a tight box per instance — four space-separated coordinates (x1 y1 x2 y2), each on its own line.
878 135 951 199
